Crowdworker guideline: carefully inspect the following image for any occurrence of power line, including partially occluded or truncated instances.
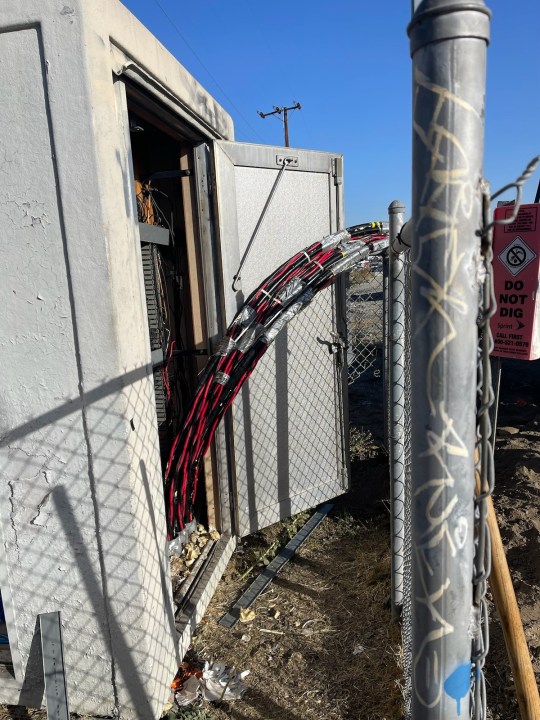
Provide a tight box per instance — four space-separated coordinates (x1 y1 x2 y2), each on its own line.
151 0 265 143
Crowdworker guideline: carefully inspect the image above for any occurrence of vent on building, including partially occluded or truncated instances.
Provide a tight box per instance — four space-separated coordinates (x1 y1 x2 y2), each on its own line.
141 241 168 426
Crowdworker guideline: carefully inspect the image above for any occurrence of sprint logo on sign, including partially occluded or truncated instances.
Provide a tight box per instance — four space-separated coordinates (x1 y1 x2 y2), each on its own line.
499 235 537 276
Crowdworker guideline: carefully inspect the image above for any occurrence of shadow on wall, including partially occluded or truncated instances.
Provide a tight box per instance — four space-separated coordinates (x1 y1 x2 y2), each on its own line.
0 364 178 717
233 292 345 537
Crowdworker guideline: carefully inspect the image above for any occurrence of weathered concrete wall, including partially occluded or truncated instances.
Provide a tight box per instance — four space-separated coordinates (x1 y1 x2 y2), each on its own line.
0 1 233 717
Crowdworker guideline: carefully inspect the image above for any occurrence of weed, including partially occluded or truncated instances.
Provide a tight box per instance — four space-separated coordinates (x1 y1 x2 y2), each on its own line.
167 706 216 720
233 511 311 581
350 427 378 460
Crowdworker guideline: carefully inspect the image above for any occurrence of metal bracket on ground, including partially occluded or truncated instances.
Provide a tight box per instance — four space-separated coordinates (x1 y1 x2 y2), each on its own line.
40 611 69 720
219 503 333 629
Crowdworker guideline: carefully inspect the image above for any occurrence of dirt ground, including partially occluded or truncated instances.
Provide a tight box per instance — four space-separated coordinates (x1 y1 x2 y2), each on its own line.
178 356 540 720
1 358 539 720
483 358 540 720
189 446 401 720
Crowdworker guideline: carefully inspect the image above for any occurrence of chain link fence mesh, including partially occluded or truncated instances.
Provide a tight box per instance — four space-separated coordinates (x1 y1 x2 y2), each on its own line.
346 261 386 445
348 247 413 715
347 250 413 716
346 263 385 385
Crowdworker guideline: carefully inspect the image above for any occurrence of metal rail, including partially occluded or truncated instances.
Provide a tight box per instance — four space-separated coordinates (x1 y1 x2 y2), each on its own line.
388 200 407 617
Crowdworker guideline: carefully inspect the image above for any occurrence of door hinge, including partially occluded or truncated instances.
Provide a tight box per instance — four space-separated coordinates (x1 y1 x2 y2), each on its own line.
332 157 343 186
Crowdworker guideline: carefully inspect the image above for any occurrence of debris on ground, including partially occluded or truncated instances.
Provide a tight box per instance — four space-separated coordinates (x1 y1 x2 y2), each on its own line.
170 661 203 692
200 661 249 702
176 676 202 707
239 608 256 624
167 659 249 714
169 525 221 596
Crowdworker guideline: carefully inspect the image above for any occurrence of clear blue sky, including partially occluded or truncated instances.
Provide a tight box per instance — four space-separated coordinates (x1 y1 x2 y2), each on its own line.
121 0 540 226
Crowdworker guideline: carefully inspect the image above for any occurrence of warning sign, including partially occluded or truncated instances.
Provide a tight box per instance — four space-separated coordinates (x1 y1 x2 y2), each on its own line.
498 235 537 276
502 204 538 233
490 204 540 360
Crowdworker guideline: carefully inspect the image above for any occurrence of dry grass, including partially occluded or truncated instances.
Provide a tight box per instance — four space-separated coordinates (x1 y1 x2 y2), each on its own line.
1 437 401 720
349 268 373 284
177 430 401 719
189 507 403 720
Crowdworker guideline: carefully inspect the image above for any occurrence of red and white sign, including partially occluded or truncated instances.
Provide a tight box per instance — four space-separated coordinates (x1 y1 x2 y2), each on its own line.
490 203 540 360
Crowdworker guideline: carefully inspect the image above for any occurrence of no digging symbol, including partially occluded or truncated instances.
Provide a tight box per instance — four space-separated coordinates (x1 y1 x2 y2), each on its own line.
499 235 537 276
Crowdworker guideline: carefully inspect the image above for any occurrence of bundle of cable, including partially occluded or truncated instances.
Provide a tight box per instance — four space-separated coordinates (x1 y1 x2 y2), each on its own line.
164 223 388 538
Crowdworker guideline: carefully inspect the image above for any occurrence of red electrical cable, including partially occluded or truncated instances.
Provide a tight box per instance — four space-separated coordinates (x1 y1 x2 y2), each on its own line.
164 226 387 537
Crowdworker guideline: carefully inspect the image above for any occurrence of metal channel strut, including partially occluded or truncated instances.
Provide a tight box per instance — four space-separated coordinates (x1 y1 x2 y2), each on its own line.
219 503 333 629
40 611 70 720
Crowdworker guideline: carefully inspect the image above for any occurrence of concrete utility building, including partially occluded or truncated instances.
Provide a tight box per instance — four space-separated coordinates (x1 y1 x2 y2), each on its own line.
0 1 348 717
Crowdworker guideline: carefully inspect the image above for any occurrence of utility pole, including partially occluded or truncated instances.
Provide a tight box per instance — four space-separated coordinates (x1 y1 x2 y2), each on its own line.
257 101 301 147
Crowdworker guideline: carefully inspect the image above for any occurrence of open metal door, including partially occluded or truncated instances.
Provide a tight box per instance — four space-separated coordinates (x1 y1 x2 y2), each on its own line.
212 142 349 536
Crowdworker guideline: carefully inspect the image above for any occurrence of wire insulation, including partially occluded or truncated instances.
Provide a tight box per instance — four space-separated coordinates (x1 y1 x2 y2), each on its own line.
165 224 389 537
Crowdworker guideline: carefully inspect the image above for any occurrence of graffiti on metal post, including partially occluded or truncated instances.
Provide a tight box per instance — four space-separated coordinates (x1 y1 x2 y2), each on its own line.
412 67 479 713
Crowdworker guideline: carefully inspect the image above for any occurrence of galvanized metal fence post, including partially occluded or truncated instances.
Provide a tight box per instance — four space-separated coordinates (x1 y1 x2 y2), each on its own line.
383 252 390 450
388 201 407 618
408 2 490 718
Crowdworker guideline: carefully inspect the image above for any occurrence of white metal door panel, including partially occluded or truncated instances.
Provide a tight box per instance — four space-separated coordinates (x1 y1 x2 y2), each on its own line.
213 142 348 535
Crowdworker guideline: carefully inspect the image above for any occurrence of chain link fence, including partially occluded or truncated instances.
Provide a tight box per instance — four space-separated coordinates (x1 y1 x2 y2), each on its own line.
346 263 385 385
345 241 413 717
346 260 386 443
